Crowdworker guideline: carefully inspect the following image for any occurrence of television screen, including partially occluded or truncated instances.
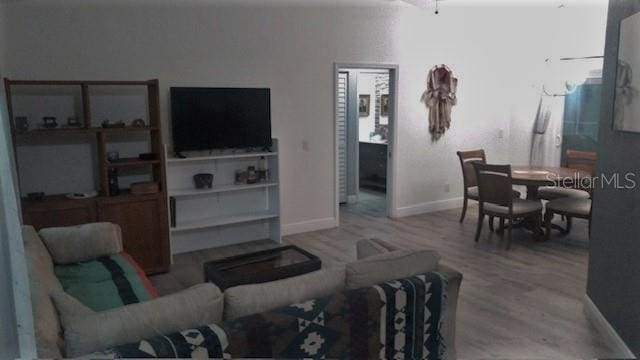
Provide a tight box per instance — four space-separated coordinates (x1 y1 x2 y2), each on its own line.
171 87 272 152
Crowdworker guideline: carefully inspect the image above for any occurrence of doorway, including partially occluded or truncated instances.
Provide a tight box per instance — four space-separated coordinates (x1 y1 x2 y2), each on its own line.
334 64 398 221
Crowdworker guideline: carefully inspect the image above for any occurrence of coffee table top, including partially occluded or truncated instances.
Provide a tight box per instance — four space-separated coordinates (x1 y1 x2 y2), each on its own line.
204 245 321 290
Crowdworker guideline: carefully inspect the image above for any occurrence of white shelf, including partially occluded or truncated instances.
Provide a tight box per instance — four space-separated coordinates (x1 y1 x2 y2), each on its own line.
171 211 279 233
167 151 278 163
169 181 278 198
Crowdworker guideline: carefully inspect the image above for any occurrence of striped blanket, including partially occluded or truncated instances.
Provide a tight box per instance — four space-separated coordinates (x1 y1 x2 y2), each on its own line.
55 252 158 312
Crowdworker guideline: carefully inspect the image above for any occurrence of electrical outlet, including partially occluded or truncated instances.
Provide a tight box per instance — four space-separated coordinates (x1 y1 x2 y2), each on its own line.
444 183 451 193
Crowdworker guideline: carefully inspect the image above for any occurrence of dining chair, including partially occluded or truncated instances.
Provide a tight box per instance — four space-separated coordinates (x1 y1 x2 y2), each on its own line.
538 149 596 201
544 197 592 239
473 163 543 250
457 150 521 223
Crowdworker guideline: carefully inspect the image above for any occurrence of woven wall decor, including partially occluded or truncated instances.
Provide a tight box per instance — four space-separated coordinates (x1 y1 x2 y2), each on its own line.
421 64 458 141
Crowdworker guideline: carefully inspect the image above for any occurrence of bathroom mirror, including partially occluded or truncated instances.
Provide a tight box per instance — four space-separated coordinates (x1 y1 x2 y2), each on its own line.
614 12 640 132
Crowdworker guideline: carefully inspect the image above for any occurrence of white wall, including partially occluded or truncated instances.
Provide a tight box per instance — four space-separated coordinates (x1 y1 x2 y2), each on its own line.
2 0 607 229
0 3 37 358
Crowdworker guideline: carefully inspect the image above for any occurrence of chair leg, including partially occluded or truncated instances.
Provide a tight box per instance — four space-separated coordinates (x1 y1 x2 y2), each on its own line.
460 197 468 223
489 216 495 232
475 212 485 243
566 217 573 234
506 217 513 250
544 211 553 240
588 218 592 238
498 218 505 234
533 213 543 241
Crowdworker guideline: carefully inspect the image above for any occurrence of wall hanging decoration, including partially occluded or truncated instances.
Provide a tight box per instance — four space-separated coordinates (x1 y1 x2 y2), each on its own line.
421 64 458 141
359 94 371 117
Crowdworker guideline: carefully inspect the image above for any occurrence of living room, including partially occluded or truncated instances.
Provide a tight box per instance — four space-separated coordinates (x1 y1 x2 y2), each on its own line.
0 0 638 359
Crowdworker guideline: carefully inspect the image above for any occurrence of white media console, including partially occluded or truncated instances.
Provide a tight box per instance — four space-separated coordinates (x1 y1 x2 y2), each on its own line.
165 139 281 254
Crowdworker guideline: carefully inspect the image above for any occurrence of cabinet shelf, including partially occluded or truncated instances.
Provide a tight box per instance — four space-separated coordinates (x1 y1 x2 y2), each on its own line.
169 181 278 198
167 151 277 163
171 212 279 233
15 126 158 137
107 157 160 168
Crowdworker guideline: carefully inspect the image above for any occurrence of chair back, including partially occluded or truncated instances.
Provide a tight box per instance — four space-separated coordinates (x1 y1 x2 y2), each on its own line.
566 149 597 175
457 149 486 189
474 163 513 210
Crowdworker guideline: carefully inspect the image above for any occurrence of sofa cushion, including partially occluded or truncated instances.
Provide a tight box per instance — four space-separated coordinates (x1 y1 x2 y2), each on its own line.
39 222 123 265
223 268 345 320
95 272 450 360
356 238 399 260
55 252 158 311
22 226 65 359
346 249 441 290
52 283 223 357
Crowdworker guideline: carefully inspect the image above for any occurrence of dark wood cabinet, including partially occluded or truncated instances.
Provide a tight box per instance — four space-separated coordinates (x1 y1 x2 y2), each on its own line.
97 194 170 274
22 196 97 230
359 142 387 192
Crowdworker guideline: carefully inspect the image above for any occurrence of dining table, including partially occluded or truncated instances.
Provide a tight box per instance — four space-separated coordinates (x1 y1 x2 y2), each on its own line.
508 166 591 238
511 166 591 200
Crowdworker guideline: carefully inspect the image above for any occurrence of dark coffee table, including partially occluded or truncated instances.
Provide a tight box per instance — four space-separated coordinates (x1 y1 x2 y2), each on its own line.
203 245 321 290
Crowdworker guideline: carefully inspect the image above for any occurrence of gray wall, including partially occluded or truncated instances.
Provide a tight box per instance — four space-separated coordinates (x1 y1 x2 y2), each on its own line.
0 4 19 357
587 0 640 355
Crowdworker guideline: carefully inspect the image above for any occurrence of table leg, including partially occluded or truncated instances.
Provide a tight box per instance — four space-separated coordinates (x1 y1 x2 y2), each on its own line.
511 185 545 240
526 185 539 200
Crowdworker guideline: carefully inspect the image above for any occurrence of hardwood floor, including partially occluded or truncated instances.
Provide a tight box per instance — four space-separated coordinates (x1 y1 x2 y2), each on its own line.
151 199 620 359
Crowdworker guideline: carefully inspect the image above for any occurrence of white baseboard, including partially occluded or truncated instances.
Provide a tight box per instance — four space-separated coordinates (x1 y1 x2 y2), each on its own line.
282 217 337 236
393 197 463 218
583 294 636 359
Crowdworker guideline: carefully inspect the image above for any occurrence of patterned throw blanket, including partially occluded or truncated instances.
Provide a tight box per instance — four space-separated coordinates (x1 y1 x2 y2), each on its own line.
94 272 448 359
55 252 158 312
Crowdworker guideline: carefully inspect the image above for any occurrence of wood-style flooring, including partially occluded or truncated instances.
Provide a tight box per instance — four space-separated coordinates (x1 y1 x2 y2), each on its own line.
150 193 620 359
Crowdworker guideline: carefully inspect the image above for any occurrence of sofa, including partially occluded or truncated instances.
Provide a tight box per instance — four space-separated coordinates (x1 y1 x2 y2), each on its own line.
24 223 462 359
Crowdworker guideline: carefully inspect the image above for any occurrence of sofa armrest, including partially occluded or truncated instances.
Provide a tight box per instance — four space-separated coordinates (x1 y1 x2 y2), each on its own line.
52 283 224 357
39 222 123 264
436 263 463 360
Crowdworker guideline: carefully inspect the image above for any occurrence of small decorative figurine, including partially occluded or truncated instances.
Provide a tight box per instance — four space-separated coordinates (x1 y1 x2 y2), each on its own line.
108 168 120 196
107 151 120 162
101 119 126 128
131 118 146 127
42 117 58 129
193 173 214 189
247 166 257 184
67 116 81 127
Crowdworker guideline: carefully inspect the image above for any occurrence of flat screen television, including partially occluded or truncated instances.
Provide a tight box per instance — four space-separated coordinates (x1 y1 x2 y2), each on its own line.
171 87 272 152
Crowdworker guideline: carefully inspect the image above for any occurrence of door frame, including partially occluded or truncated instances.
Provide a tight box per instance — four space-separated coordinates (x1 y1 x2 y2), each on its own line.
333 62 400 224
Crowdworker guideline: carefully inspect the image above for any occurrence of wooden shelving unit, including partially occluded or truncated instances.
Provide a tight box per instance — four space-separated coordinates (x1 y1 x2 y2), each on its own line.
4 78 171 274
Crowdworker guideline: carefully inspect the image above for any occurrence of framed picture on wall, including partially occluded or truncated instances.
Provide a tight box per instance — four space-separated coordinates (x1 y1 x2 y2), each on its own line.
359 95 370 117
381 94 390 117
613 12 640 132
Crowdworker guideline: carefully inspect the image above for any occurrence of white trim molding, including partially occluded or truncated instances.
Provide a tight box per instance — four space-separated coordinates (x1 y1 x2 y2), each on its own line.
583 294 636 359
393 197 463 218
282 217 338 236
